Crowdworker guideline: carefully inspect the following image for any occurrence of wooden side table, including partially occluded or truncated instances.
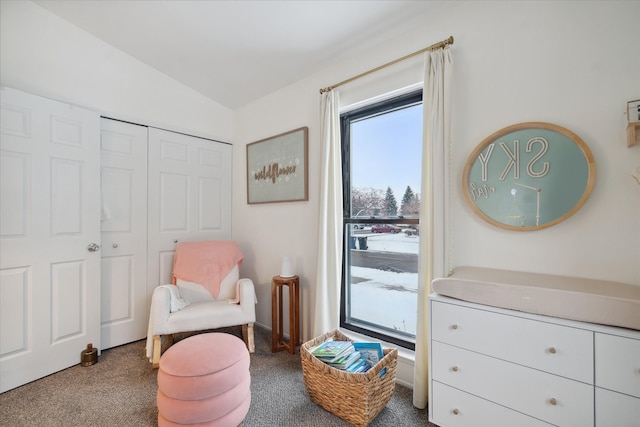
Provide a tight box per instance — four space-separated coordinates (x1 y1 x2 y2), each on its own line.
271 275 300 354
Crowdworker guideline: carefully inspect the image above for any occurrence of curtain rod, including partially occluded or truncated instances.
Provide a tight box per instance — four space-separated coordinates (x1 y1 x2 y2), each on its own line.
319 36 454 95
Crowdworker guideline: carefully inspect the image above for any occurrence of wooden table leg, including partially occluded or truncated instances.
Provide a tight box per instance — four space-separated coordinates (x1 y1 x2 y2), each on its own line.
278 283 284 347
271 279 278 352
288 281 295 354
293 280 300 351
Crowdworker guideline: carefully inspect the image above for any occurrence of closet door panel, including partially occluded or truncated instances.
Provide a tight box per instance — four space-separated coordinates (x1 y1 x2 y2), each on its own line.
159 172 189 231
50 260 84 341
100 118 148 350
199 177 223 231
158 250 176 285
101 255 134 322
147 128 231 298
0 267 29 356
0 151 28 240
197 144 226 232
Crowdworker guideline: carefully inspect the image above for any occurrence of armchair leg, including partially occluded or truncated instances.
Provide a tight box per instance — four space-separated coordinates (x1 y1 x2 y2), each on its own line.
242 323 255 354
152 335 162 369
151 334 176 368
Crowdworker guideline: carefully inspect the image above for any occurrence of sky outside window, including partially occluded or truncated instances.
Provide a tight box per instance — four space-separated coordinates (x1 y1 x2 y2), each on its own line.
351 104 423 205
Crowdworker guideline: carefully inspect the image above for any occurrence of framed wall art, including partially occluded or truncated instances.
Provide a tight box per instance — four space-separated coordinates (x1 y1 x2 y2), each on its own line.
246 127 308 204
627 99 640 147
628 99 640 124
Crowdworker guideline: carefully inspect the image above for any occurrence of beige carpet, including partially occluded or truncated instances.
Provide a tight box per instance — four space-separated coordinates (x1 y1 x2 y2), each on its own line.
0 326 434 426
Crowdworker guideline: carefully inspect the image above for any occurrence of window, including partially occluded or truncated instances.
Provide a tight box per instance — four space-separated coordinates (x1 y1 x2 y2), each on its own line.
340 90 422 350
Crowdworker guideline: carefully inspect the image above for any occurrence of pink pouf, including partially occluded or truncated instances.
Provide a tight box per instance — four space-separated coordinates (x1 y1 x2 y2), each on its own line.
157 333 251 426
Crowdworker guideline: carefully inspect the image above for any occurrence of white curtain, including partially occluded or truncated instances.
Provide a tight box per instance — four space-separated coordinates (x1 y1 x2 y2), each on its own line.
313 90 344 337
413 47 453 409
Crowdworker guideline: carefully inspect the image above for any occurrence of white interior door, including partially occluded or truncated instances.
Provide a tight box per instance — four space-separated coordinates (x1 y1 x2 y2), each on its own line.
100 118 148 350
0 87 101 393
147 127 232 300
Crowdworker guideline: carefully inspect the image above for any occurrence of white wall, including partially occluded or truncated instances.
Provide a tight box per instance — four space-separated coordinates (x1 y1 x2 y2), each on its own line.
0 0 233 141
232 0 640 345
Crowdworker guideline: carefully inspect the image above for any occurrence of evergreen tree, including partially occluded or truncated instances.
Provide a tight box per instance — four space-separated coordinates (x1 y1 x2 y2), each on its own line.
383 187 398 217
400 186 420 217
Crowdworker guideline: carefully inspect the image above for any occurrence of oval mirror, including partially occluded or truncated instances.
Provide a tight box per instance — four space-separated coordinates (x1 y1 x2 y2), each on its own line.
462 122 596 231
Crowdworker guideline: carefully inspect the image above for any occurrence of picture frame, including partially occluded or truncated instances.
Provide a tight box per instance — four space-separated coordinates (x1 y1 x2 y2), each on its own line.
246 127 308 204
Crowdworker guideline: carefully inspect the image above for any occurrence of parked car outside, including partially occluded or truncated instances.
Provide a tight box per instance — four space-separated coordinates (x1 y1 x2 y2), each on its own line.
371 224 401 233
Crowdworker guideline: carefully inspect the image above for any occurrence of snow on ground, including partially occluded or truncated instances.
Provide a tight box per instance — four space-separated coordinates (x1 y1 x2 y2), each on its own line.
349 232 419 335
364 231 419 254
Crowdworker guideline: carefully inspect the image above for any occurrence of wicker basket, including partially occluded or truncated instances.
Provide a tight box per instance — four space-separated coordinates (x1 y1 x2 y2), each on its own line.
300 329 398 427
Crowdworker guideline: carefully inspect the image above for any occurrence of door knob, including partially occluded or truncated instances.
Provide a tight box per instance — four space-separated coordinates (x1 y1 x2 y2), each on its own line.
87 243 101 252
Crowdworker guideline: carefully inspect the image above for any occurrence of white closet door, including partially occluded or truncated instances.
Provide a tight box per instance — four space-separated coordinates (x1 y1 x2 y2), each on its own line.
147 127 232 300
100 118 148 350
0 87 101 392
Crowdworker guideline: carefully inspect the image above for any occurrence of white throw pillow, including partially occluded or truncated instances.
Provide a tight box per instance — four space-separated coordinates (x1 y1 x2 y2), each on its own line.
166 285 189 312
176 279 215 303
175 264 240 302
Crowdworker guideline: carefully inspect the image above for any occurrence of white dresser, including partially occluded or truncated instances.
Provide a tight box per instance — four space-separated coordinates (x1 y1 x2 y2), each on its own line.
428 294 640 427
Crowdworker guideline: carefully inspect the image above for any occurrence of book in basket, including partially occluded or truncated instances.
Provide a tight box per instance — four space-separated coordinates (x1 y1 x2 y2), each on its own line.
327 350 361 370
353 342 386 376
344 357 368 373
310 340 354 362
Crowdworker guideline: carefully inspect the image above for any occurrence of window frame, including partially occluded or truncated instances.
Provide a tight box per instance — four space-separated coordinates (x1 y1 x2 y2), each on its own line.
339 90 422 351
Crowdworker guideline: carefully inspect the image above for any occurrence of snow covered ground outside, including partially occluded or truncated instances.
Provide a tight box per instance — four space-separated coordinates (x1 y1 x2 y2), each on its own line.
349 232 419 335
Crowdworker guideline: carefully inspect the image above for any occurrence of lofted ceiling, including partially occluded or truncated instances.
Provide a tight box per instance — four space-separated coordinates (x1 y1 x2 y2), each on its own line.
34 0 450 110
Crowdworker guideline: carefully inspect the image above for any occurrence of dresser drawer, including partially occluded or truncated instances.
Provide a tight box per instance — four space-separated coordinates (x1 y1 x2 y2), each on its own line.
595 387 640 427
595 333 640 398
431 300 593 383
431 381 552 427
431 341 594 427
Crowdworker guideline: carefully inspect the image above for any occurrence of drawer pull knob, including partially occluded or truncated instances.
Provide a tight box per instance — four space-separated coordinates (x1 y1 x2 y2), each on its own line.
451 324 458 330
451 366 459 372
549 398 557 406
452 408 459 415
548 347 557 354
